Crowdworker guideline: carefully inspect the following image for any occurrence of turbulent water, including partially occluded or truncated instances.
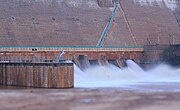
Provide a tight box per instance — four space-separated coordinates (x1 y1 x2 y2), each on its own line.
75 60 180 90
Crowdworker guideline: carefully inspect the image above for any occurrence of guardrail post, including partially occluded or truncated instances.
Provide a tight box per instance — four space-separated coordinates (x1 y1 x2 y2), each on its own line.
42 56 45 63
24 56 26 63
33 56 36 63
15 56 18 62
20 56 22 62
48 56 50 63
28 56 31 62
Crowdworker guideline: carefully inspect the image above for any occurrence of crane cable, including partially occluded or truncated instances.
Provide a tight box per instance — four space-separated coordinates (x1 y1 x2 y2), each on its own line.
118 1 138 46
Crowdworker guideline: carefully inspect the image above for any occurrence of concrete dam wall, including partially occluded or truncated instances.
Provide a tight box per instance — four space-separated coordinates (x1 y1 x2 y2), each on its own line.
0 0 179 46
140 44 180 68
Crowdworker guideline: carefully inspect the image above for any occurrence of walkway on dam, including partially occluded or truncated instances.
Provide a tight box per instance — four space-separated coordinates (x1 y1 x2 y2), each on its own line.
0 46 144 52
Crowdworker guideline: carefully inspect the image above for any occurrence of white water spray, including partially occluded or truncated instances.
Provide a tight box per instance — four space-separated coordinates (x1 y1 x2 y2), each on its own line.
75 60 180 88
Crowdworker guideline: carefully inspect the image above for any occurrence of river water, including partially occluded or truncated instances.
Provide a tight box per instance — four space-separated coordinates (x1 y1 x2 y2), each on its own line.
75 60 180 92
1 60 180 92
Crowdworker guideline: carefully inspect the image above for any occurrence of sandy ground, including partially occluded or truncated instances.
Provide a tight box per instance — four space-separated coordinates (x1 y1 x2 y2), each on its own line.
1 86 180 110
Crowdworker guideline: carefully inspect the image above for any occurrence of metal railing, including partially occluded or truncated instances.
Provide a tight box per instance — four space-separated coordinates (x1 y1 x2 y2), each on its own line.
0 46 144 52
0 55 68 63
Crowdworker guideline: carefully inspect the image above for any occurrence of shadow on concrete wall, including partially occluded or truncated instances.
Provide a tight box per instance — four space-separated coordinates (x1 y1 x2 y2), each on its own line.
160 45 180 67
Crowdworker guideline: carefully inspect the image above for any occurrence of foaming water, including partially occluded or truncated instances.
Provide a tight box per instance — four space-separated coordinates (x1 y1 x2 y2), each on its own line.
75 60 180 90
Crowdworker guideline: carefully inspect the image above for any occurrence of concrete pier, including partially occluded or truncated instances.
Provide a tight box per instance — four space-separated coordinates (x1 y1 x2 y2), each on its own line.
140 45 180 68
0 62 74 88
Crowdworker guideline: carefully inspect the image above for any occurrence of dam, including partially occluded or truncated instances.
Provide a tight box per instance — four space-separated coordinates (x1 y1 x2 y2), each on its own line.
0 0 180 110
0 0 179 47
0 0 179 88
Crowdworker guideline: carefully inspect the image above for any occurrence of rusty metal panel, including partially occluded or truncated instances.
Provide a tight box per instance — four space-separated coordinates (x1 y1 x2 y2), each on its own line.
37 66 42 88
26 65 30 87
48 66 52 88
36 65 41 87
30 65 34 87
33 66 37 87
21 65 25 86
40 66 44 88
43 66 49 88
50 66 53 88
0 63 74 88
24 65 28 86
60 66 64 88
1 64 4 85
13 65 16 86
68 66 74 88
53 66 58 88
18 66 23 86
49 66 54 88
2 64 6 85
16 65 20 86
6 65 10 85
70 65 74 87
57 66 63 88
64 66 68 88
36 66 40 87
19 65 24 86
9 65 14 85
106 52 119 60
14 64 17 86
0 64 2 84
12 65 16 86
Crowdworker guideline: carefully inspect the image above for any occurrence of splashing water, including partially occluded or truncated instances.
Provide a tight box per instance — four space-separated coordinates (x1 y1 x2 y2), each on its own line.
75 60 180 89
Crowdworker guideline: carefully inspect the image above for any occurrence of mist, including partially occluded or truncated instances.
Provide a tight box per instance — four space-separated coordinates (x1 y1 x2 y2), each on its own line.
75 60 180 88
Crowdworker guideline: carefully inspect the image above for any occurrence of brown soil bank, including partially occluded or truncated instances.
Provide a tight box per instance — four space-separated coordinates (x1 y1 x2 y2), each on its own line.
0 88 180 110
0 0 179 46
